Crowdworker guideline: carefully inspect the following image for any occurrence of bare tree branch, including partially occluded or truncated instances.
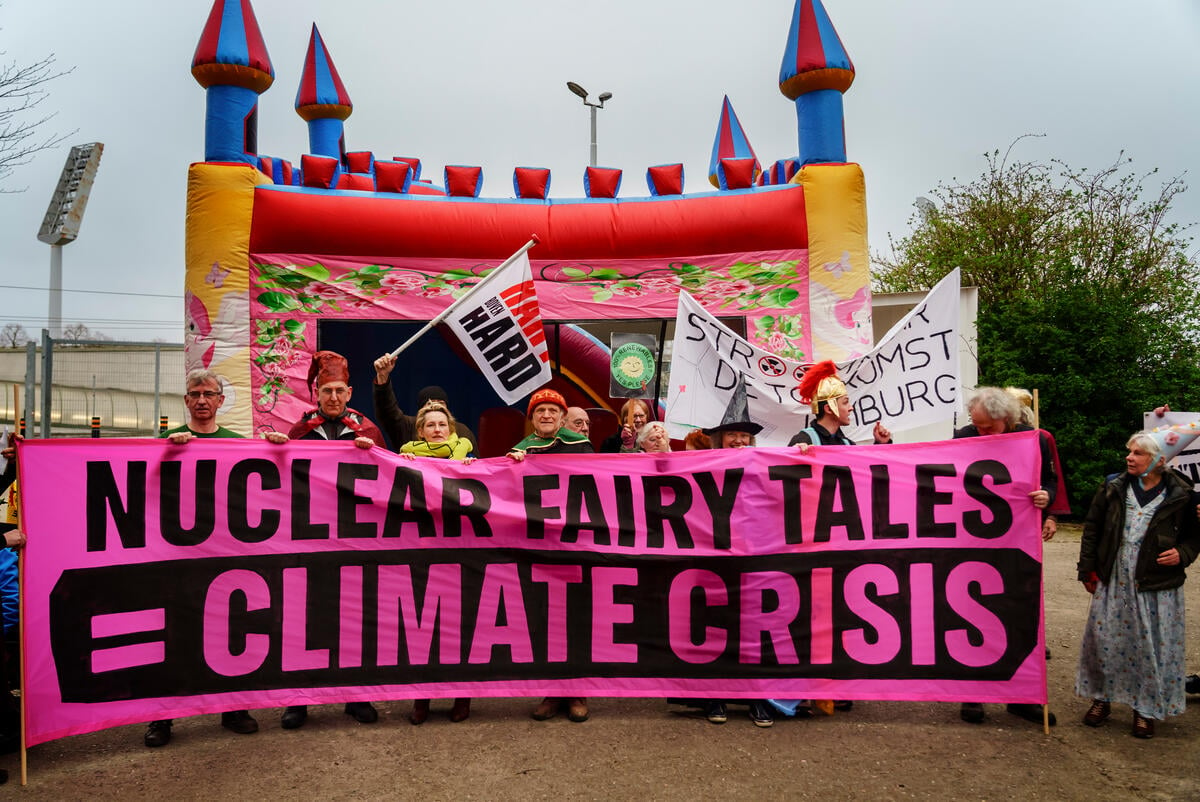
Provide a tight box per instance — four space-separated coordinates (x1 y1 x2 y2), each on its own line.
0 40 77 191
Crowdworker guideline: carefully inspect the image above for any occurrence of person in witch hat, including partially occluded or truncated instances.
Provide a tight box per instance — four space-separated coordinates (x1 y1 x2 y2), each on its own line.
1076 423 1200 739
702 376 763 449
696 378 774 729
788 360 891 447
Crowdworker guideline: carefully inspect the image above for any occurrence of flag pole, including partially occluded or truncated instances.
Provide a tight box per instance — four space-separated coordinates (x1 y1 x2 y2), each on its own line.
388 235 540 359
9 387 27 784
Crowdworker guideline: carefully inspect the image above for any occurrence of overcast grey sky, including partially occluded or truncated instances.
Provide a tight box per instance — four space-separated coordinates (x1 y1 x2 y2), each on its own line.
1 0 1197 343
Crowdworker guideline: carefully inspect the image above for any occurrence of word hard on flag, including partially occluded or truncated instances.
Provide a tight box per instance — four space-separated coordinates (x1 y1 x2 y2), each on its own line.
443 252 550 404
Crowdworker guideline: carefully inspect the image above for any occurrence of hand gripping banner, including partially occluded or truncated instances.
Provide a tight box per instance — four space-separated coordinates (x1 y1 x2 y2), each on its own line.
17 432 1045 745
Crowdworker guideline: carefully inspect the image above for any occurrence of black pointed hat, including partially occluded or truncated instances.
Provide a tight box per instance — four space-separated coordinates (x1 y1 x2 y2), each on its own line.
702 376 764 436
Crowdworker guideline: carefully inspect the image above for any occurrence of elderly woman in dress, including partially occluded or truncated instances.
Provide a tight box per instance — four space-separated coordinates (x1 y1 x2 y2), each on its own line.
1076 429 1200 738
399 401 474 724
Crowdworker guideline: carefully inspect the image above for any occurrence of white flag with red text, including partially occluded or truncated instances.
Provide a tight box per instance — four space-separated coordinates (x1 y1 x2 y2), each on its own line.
443 252 551 404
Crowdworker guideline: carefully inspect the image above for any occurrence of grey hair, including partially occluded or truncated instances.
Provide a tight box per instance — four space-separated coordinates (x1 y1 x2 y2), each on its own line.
185 368 222 390
1127 432 1165 472
636 421 668 449
1004 386 1036 427
967 387 1020 429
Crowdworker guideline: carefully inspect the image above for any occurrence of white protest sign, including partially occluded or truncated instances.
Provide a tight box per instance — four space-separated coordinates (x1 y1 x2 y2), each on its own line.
1142 409 1200 489
666 269 961 446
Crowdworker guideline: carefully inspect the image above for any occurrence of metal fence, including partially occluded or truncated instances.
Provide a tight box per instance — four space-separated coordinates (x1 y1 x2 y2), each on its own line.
0 334 186 438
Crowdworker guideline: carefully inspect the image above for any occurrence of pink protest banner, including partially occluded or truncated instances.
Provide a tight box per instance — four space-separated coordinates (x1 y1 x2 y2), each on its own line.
17 432 1045 746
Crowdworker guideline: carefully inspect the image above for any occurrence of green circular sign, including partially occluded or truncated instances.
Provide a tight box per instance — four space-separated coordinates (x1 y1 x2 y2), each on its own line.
612 342 655 390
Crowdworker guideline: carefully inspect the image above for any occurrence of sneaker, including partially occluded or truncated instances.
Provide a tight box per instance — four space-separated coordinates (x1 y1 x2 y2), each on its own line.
705 702 727 724
1186 674 1200 695
220 710 258 735
143 719 172 748
749 701 774 728
959 702 985 724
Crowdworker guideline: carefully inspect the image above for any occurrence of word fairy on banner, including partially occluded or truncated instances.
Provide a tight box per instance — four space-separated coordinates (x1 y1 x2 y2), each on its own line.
17 433 1045 745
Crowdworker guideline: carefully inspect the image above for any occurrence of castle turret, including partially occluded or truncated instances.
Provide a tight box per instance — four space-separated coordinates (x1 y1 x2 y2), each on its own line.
707 95 759 188
294 25 353 159
779 0 854 165
191 0 274 163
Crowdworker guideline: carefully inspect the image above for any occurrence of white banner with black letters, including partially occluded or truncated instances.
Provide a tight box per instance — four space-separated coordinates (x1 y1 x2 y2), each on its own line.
665 269 961 446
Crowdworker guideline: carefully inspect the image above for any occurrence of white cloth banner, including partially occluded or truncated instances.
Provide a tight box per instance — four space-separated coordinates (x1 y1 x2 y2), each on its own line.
1142 409 1200 489
665 269 961 446
442 252 551 404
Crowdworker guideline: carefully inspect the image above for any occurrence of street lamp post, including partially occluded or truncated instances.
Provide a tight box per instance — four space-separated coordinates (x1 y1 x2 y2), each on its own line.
566 82 612 167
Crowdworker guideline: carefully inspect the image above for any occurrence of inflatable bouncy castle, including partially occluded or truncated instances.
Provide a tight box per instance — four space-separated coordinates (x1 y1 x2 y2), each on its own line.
185 0 871 453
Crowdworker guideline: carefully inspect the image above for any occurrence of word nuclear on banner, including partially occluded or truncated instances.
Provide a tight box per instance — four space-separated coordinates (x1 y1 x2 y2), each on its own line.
18 434 1047 746
444 252 550 403
666 269 961 446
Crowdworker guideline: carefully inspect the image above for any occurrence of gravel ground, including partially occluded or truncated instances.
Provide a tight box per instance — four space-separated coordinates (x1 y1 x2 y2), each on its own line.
4 525 1198 800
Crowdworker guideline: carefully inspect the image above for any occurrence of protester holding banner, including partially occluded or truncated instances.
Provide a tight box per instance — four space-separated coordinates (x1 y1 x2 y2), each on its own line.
509 388 593 721
789 361 891 448
602 400 651 453
264 351 383 728
953 387 1055 727
1005 387 1071 542
636 422 672 453
782 361 887 718
264 351 385 452
372 354 478 450
700 381 775 727
1076 428 1200 738
0 435 19 762
399 400 475 725
508 388 593 459
144 369 259 747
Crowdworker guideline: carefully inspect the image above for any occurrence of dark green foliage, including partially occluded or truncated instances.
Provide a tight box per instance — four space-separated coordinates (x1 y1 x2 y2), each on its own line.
874 141 1200 515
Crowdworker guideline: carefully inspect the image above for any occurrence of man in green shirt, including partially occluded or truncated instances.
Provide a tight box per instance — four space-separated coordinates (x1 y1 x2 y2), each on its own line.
144 369 258 747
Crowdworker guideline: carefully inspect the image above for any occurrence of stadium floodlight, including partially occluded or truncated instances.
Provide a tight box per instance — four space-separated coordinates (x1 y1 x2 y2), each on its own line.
37 142 104 338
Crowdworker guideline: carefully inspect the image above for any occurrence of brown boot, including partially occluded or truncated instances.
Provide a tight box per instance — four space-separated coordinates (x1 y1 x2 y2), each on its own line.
531 697 559 721
449 698 471 723
567 697 589 722
409 699 430 725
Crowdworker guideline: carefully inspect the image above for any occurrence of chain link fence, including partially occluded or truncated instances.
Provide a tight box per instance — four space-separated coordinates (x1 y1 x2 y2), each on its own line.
0 335 185 438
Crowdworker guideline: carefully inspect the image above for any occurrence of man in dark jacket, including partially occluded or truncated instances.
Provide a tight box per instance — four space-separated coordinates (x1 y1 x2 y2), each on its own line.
953 386 1055 726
